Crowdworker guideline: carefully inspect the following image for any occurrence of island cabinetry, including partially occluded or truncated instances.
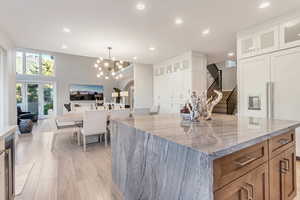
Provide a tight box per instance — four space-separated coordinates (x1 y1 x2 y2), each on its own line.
213 141 268 191
214 163 269 200
269 131 295 159
214 131 296 200
270 146 296 200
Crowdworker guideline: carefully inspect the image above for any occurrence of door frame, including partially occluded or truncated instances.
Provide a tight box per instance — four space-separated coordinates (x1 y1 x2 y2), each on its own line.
16 80 57 119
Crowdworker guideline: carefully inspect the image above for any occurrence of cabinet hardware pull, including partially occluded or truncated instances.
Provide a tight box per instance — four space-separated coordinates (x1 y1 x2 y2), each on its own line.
280 160 289 173
278 138 290 145
241 185 253 200
245 183 254 200
283 158 290 172
235 155 256 167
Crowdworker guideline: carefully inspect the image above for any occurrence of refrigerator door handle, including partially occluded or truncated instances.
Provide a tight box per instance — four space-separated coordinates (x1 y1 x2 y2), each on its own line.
266 82 270 119
270 82 274 119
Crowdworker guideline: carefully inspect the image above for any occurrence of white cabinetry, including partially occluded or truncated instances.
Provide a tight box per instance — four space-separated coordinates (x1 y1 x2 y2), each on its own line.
238 26 279 59
238 36 257 58
238 55 270 118
280 17 300 49
153 61 191 114
257 26 279 54
238 15 300 60
238 47 300 156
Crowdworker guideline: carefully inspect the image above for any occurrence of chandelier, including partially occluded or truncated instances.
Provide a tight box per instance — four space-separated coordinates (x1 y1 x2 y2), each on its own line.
93 47 130 80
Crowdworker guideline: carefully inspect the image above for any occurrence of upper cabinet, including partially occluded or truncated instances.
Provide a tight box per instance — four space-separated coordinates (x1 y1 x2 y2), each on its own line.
238 36 257 58
238 26 279 59
257 27 279 55
280 17 300 49
238 15 300 60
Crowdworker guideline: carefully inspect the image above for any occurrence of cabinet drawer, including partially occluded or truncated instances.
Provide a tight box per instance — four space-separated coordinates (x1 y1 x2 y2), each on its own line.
213 141 268 191
269 131 295 159
214 162 269 200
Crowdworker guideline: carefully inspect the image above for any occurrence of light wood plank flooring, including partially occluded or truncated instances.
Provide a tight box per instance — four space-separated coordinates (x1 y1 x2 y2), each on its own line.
14 120 122 200
14 119 300 200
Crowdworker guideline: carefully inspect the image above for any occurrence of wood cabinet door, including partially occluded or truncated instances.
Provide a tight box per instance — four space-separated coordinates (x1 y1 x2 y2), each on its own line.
283 147 297 200
214 163 269 200
269 147 296 200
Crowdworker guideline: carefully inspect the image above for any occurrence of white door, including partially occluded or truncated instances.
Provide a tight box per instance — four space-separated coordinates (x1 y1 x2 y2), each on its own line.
271 47 300 156
238 55 270 118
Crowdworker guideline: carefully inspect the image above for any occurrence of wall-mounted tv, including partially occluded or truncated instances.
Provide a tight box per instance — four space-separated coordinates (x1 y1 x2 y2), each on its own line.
70 84 104 101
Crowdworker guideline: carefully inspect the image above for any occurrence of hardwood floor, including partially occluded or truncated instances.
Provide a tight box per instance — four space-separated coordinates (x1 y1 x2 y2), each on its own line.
14 119 300 200
14 120 122 200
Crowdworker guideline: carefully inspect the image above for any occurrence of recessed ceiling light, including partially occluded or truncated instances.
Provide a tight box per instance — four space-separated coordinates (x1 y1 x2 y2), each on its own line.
63 27 71 33
97 74 100 78
105 76 109 80
61 44 68 49
149 47 156 51
133 56 137 60
202 28 210 36
136 2 146 10
94 64 99 68
228 52 235 57
259 2 271 9
175 18 184 25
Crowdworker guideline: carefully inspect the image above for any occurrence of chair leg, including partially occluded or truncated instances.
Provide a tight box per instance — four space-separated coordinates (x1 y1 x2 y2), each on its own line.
83 135 87 152
77 128 81 146
51 133 57 152
104 132 107 147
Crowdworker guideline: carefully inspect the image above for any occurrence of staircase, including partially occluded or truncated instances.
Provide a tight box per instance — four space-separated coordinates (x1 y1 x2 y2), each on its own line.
207 64 237 115
213 91 231 114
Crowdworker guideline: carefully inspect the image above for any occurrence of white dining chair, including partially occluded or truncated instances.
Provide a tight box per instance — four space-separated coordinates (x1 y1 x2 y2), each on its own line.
80 110 108 152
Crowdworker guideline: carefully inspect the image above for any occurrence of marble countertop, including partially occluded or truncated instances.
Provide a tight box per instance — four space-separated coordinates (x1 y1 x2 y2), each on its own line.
113 114 300 159
0 125 17 140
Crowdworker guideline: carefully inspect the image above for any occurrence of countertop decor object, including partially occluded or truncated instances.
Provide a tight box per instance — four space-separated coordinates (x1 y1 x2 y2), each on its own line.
111 114 300 200
181 90 223 121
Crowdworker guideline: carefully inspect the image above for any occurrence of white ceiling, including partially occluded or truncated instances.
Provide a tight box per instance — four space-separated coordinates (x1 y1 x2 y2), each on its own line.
1 0 300 64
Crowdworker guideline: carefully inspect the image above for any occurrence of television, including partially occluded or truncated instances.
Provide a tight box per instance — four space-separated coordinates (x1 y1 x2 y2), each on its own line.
69 84 104 101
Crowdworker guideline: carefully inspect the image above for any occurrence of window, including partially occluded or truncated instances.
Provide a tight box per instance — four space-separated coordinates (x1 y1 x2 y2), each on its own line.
16 83 23 104
16 51 23 74
41 54 55 76
43 84 54 115
25 53 39 75
16 50 55 76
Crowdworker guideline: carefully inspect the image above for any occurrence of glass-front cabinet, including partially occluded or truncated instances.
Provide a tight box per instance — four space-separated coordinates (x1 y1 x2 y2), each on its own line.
257 27 279 54
280 17 300 49
238 36 257 58
238 26 279 59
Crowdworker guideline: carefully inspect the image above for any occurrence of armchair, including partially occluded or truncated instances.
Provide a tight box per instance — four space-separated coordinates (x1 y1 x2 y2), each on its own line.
17 106 37 124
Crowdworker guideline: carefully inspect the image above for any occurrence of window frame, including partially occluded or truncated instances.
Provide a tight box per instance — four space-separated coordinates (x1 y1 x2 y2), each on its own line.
16 49 56 77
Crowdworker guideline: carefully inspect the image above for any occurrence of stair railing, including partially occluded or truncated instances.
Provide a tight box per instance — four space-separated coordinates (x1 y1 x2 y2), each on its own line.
226 86 237 114
207 64 222 98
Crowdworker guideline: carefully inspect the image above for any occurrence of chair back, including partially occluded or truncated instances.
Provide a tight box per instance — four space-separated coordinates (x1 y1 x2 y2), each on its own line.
83 110 108 135
110 110 130 120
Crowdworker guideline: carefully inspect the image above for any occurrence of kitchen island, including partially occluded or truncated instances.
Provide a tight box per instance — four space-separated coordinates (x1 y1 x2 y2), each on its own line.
111 114 300 200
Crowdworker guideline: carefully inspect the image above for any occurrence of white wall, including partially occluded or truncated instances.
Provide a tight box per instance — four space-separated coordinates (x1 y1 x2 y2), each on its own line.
134 63 153 109
0 30 16 127
16 49 118 115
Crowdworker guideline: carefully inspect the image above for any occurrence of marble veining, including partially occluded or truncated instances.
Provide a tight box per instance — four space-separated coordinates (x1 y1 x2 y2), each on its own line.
113 114 300 159
111 114 300 200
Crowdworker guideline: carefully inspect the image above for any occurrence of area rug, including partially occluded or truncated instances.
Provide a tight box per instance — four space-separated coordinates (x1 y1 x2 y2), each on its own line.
15 161 35 196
